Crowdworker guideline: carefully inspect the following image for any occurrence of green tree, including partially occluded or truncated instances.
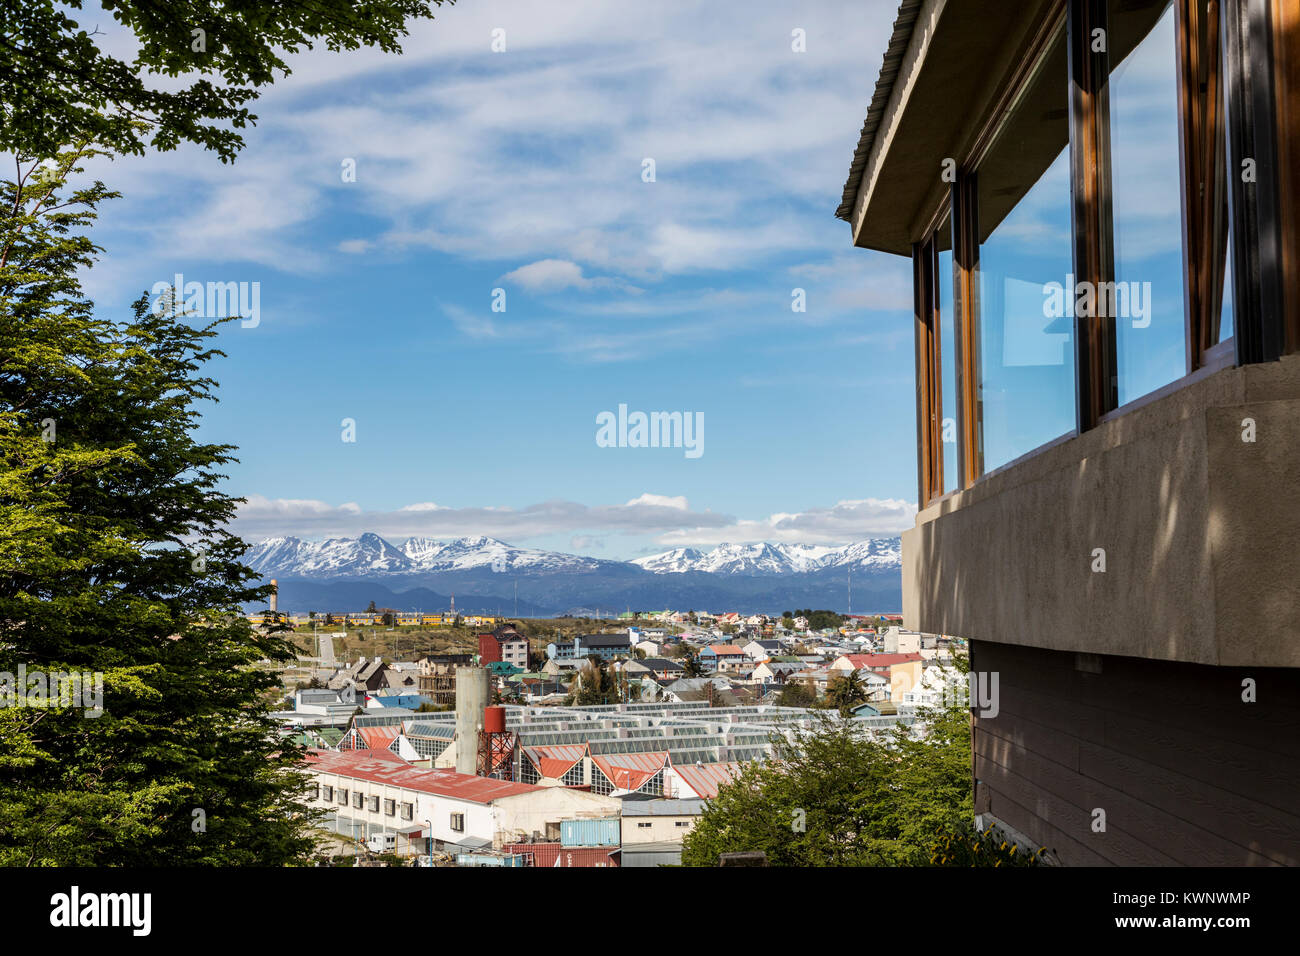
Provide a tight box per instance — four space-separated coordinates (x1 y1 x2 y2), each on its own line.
682 658 1043 867
681 651 705 678
776 679 816 709
1 1 452 164
825 670 867 715
0 164 318 865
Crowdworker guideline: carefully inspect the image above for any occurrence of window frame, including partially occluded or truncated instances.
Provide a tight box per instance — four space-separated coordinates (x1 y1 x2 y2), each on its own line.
907 0 1288 508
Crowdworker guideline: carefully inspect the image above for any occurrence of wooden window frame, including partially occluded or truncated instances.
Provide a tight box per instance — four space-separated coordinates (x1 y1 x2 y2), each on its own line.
1069 0 1118 430
912 238 941 508
1219 0 1287 363
908 0 1290 506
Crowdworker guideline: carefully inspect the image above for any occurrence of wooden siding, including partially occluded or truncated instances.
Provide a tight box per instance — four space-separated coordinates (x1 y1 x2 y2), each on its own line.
971 640 1300 866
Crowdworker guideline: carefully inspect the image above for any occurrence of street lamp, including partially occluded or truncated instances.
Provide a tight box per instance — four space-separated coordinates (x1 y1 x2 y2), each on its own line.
426 818 434 868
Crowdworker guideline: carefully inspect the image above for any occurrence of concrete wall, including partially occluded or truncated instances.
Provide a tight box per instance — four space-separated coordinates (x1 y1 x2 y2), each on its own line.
903 354 1300 667
971 640 1300 866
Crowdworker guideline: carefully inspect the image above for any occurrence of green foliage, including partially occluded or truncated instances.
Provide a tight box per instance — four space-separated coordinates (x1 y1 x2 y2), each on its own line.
825 670 867 715
791 609 844 630
567 659 626 706
682 656 1038 867
0 165 319 865
775 680 816 708
1 1 451 163
928 826 1048 867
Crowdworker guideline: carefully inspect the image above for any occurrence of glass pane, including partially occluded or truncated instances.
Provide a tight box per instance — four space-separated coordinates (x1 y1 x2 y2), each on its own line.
1109 0 1187 403
1219 239 1234 341
975 29 1076 473
937 246 957 492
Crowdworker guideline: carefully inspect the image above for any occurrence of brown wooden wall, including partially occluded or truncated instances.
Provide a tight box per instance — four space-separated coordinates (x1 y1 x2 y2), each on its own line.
971 640 1300 866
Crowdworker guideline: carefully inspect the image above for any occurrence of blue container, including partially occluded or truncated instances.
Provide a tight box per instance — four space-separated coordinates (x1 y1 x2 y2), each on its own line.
561 817 621 847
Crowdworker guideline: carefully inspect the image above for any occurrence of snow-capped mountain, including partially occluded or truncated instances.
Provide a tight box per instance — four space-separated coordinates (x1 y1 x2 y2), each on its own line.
243 533 905 616
244 534 609 578
244 532 412 577
631 539 899 575
628 547 707 573
244 533 903 580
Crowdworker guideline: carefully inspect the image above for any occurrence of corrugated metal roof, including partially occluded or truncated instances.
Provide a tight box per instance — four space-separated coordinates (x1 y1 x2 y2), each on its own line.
306 749 540 804
835 0 925 222
523 743 587 779
673 761 742 798
357 725 401 750
591 751 668 791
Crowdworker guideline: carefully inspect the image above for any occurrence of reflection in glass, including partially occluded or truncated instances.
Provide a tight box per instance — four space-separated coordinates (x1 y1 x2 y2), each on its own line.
1109 0 1187 402
937 246 957 492
975 28 1076 473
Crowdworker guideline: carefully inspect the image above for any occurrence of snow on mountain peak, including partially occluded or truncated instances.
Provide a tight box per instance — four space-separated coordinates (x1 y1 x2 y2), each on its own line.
242 533 902 579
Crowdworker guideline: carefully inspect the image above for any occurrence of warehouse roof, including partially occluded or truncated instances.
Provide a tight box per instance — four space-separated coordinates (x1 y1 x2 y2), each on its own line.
306 749 541 804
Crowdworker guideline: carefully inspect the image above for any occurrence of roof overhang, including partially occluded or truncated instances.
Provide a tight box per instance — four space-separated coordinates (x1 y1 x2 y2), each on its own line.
836 0 1061 256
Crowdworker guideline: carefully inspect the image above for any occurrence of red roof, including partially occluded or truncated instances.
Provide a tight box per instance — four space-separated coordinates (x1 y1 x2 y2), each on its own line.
672 760 741 798
306 748 540 804
705 645 744 656
591 751 668 791
524 744 587 779
356 725 401 750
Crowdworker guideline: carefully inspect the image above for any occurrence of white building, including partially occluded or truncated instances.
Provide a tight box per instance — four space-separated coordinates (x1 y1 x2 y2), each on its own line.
306 748 620 854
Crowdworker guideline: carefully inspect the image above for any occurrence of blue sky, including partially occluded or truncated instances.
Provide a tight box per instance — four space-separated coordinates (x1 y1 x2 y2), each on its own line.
70 0 921 561
66 0 1191 562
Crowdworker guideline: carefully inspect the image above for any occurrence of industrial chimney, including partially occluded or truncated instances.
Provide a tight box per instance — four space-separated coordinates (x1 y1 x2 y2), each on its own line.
269 579 278 614
453 666 489 774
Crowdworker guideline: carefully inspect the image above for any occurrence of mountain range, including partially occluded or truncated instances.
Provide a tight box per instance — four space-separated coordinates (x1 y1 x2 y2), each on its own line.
243 534 903 617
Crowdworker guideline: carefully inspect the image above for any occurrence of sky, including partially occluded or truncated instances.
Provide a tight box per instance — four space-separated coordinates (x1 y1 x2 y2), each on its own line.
59 0 1194 562
66 0 922 561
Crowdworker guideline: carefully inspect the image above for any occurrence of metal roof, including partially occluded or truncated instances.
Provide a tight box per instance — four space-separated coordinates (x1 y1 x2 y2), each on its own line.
307 749 540 804
834 0 925 222
673 761 742 798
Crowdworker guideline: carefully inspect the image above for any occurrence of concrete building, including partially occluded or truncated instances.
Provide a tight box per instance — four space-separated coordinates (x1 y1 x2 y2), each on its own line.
306 748 621 853
840 0 1300 864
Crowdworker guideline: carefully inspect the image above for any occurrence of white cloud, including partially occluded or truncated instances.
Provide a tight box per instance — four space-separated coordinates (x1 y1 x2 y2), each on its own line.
652 497 917 547
500 259 592 292
231 492 915 549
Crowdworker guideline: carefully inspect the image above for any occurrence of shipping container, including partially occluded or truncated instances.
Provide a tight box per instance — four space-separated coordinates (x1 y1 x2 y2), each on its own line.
560 817 621 847
456 853 527 867
502 842 619 867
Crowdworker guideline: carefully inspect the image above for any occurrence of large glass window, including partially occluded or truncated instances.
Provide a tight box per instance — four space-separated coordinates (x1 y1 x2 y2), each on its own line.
975 29 1077 472
937 241 957 492
1109 0 1188 403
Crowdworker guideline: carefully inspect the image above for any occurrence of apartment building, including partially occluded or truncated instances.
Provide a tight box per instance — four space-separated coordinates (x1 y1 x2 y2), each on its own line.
840 0 1300 864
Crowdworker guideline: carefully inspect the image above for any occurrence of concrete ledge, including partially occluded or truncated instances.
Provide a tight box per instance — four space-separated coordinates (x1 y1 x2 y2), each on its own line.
903 353 1300 667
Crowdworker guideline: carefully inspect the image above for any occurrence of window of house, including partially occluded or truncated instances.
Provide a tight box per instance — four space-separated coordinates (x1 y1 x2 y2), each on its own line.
975 24 1076 472
675 820 691 827
450 813 465 833
322 785 333 801
384 799 396 817
637 822 652 829
400 803 413 821
337 788 348 805
353 792 363 809
368 795 379 812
